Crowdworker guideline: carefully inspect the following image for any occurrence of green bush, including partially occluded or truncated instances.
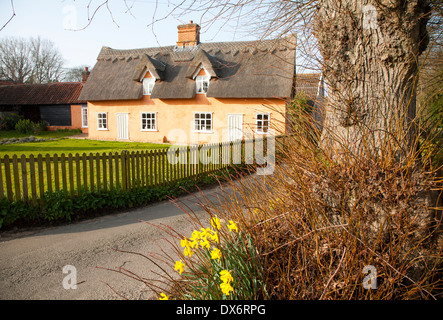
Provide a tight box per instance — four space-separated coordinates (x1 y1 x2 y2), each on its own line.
15 119 34 134
0 113 24 131
33 120 49 132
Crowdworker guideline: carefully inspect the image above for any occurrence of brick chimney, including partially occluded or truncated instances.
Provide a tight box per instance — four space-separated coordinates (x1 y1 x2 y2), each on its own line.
176 20 200 48
82 67 90 82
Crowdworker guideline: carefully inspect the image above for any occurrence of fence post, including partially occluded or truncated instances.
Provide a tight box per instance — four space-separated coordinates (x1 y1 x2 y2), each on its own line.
0 157 4 199
121 150 128 191
45 154 52 194
29 155 37 204
20 154 28 201
54 154 60 191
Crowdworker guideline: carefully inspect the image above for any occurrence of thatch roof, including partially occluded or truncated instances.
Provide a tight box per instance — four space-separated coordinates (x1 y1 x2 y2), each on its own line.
79 36 297 101
295 73 324 99
0 82 85 106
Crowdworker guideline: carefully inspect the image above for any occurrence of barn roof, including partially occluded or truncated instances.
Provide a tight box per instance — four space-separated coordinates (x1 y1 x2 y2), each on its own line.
0 82 85 106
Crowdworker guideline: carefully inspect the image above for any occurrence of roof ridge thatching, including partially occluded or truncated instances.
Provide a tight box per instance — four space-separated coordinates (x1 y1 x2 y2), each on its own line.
80 35 299 101
96 36 296 61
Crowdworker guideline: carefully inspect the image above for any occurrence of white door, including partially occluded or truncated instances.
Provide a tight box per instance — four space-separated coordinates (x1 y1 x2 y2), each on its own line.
117 113 129 140
228 114 243 141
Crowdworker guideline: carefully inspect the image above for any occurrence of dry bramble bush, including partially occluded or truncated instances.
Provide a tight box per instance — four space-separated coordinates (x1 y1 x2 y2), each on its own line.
108 97 441 299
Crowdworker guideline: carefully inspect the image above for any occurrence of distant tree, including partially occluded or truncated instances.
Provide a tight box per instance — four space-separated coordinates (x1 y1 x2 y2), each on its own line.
0 36 65 83
63 65 90 82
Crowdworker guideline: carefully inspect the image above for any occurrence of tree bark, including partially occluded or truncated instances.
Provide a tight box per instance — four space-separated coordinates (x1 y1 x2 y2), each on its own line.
314 0 431 161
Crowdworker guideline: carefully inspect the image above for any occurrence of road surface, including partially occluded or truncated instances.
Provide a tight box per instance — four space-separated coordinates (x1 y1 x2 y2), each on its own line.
0 181 240 300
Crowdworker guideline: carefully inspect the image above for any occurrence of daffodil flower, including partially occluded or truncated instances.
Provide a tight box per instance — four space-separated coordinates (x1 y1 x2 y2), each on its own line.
184 246 193 257
220 282 234 296
180 237 190 248
174 260 185 275
210 231 219 243
159 293 169 300
200 238 210 250
211 216 221 230
210 248 222 262
219 270 233 284
227 220 238 233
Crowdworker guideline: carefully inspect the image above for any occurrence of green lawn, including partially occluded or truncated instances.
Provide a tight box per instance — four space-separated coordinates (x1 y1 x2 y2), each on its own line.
0 130 81 140
0 137 170 157
0 137 174 201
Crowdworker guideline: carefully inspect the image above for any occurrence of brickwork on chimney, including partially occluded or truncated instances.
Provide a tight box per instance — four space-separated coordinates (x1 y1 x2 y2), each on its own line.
82 67 90 82
177 20 200 47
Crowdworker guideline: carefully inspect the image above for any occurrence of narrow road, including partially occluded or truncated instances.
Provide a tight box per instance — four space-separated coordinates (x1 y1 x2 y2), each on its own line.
0 180 240 300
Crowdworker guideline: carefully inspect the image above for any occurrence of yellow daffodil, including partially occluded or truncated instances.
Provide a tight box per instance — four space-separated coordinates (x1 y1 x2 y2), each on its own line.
180 237 190 248
220 282 234 296
200 238 210 250
174 260 185 275
219 270 233 284
210 248 222 262
200 227 213 238
159 293 169 300
227 220 238 233
190 230 201 241
210 231 219 243
183 246 193 257
211 216 221 230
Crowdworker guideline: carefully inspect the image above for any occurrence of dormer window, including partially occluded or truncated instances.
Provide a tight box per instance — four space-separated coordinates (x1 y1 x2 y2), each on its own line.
196 75 210 94
143 77 155 95
142 70 155 96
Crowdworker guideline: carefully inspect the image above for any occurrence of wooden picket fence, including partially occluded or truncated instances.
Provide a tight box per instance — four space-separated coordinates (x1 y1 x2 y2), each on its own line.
0 137 278 203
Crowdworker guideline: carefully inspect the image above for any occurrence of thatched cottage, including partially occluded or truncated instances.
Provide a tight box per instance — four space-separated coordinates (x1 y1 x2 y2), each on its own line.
79 21 324 144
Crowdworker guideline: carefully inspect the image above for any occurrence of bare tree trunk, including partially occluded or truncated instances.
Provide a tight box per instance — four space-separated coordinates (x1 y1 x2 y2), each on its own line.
314 0 431 161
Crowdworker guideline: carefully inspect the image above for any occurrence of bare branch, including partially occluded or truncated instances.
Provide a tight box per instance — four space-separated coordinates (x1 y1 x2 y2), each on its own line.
0 0 16 32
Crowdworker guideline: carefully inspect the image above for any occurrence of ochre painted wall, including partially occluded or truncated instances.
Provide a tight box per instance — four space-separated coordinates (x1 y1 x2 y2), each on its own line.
71 104 88 133
87 95 287 145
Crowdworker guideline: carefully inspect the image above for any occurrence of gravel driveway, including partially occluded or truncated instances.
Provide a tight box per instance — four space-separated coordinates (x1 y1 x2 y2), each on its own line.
0 181 239 300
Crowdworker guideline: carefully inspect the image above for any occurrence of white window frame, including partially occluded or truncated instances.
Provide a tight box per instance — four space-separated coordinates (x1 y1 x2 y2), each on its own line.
256 113 270 134
81 106 88 128
193 66 211 95
193 112 213 133
142 77 156 95
195 75 210 94
141 112 157 131
97 112 108 130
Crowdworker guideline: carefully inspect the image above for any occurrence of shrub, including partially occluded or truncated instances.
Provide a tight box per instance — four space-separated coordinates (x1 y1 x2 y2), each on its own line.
33 120 49 132
0 113 24 131
15 119 34 134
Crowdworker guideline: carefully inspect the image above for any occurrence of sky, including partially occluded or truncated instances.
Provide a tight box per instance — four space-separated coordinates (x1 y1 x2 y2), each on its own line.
0 0 258 69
